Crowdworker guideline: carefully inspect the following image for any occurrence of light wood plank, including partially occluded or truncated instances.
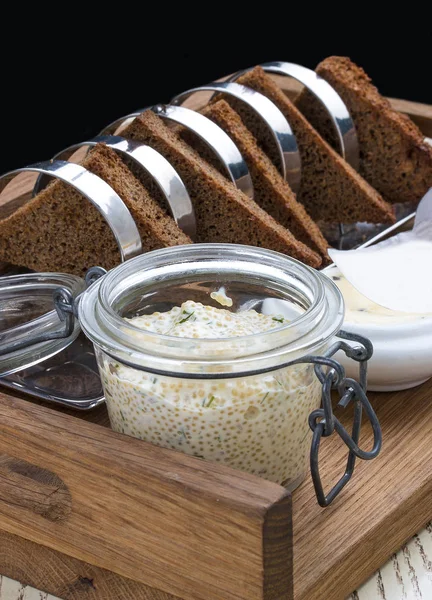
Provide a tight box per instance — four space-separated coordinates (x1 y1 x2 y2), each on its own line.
293 380 432 600
0 531 177 599
0 393 292 600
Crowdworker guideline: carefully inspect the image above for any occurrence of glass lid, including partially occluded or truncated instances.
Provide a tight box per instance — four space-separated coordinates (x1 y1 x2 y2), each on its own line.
0 272 85 377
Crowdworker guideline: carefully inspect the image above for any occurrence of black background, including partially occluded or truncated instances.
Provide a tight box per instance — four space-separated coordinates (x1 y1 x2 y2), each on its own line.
2 12 430 172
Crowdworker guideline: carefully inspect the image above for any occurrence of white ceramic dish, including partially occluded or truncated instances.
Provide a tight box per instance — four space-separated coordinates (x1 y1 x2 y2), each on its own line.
325 266 432 391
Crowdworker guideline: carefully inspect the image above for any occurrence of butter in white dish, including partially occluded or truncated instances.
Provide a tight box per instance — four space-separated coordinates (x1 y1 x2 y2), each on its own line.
325 266 432 391
328 187 432 314
328 269 424 324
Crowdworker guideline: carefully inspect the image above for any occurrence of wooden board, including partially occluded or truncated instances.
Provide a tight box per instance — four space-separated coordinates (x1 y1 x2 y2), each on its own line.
293 380 432 600
0 393 292 600
1 378 431 600
1 91 432 600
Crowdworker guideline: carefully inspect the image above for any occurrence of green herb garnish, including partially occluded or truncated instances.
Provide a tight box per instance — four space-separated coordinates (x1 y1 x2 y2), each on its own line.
119 410 126 421
202 395 215 408
260 392 269 404
178 310 195 324
272 316 285 323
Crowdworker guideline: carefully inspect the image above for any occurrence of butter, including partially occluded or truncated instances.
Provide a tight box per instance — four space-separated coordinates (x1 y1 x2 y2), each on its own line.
327 268 423 324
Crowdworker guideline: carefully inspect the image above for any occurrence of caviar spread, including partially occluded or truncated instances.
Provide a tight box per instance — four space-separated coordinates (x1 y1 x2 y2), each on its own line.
101 300 321 487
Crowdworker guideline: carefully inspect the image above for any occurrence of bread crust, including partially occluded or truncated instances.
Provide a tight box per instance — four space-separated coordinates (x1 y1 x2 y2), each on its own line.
197 100 329 260
122 110 322 268
231 67 395 225
297 56 432 204
0 144 191 274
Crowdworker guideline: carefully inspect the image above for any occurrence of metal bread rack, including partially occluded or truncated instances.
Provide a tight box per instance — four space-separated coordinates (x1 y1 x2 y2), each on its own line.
171 82 302 192
0 161 143 261
32 135 197 240
101 104 254 198
0 58 416 413
228 62 359 170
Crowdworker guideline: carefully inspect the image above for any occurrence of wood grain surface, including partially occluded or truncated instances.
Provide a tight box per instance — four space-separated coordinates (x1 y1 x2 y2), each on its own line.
24 376 429 600
0 393 292 600
388 97 432 137
3 522 431 599
0 531 179 600
293 380 432 600
1 375 431 599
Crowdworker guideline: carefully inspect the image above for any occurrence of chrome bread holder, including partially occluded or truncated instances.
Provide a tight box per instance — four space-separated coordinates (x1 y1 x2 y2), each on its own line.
0 57 413 506
152 104 254 198
234 61 360 170
101 105 254 198
32 136 197 240
0 161 143 262
171 82 302 193
2 58 423 504
0 262 382 507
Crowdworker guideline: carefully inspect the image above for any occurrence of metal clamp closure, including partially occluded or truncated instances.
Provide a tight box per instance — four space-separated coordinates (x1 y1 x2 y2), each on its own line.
299 330 381 506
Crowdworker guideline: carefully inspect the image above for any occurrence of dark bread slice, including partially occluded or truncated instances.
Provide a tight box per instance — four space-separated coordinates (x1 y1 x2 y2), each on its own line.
121 110 322 268
0 144 191 275
295 56 432 204
224 67 394 225
188 99 329 260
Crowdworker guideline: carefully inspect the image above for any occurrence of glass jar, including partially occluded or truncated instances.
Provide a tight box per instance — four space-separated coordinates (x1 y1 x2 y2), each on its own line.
78 244 344 490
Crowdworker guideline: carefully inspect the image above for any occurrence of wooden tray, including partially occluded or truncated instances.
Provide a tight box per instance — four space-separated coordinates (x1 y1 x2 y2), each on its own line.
0 94 431 600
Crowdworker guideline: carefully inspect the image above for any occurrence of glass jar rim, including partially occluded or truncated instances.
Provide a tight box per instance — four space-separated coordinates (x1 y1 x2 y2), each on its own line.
99 244 325 343
78 244 344 375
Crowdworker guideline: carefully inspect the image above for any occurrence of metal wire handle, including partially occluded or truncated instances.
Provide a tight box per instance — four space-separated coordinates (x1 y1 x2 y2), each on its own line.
302 330 382 506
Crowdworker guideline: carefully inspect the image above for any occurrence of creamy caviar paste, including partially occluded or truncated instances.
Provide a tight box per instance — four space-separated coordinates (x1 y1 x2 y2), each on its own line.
102 300 321 487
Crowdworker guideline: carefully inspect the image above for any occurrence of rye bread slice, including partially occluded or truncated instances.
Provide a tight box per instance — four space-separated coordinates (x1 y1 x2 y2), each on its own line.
120 110 322 268
225 67 394 225
183 99 329 260
0 144 191 275
295 56 432 204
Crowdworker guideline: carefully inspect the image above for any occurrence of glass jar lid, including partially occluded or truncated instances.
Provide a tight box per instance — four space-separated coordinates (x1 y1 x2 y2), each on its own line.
0 273 85 376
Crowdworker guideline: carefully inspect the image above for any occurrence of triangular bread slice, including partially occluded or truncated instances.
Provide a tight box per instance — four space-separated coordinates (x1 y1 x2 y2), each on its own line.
0 144 191 275
194 100 329 260
120 110 322 268
295 56 432 204
224 66 394 224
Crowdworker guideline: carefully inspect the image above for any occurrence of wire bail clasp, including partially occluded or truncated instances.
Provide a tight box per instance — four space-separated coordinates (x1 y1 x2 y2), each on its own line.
306 330 382 506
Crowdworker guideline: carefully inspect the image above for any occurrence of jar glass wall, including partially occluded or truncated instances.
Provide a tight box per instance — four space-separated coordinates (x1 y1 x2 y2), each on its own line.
79 244 344 490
